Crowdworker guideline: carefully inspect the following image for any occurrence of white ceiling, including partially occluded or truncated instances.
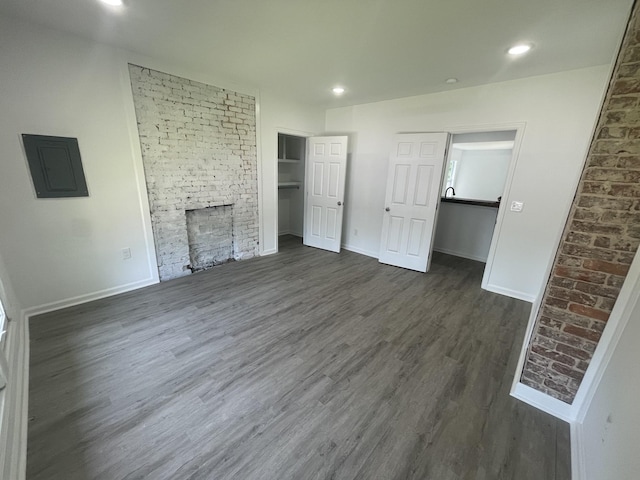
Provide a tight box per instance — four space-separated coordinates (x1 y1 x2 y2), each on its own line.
0 0 633 107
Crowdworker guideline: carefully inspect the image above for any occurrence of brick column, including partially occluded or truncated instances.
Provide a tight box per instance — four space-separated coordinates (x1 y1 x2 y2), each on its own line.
128 65 259 281
521 1 640 403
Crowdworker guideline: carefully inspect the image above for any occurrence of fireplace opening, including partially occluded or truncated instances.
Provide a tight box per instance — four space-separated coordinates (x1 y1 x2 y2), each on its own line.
185 204 234 273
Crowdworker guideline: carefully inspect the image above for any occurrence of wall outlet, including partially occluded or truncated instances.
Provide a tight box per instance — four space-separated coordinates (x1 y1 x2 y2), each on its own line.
122 247 132 260
510 201 524 212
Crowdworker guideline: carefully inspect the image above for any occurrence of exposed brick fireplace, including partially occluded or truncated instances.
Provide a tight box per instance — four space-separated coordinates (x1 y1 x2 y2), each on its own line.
521 3 640 403
128 65 259 281
186 205 234 272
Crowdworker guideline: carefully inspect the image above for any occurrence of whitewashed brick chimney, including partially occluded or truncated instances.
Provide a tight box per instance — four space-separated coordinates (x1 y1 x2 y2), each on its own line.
128 65 259 281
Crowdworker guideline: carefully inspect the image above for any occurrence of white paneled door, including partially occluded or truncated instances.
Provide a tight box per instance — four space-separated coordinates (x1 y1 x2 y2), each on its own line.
304 136 348 253
379 133 448 272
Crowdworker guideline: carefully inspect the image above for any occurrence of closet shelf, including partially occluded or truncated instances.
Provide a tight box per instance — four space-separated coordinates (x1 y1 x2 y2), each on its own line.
278 158 300 164
278 182 301 189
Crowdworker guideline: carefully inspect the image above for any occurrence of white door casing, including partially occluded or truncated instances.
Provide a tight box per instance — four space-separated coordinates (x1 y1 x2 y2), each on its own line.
304 136 348 253
378 133 449 272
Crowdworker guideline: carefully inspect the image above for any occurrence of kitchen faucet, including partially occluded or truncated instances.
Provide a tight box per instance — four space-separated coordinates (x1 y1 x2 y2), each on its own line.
444 186 456 198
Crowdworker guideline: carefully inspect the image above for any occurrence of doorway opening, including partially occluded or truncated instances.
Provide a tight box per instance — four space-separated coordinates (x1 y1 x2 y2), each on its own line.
433 129 517 271
276 133 349 253
277 133 306 249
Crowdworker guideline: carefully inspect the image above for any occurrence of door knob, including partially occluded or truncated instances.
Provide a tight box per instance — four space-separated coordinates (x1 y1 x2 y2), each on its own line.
337 201 342 206
385 207 390 212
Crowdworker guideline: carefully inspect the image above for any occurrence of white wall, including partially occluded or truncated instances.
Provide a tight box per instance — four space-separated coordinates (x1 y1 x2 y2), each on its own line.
580 309 640 480
288 156 306 236
434 203 498 263
453 149 511 201
278 188 304 237
260 95 324 253
0 16 159 313
278 192 292 234
578 250 640 480
325 66 609 299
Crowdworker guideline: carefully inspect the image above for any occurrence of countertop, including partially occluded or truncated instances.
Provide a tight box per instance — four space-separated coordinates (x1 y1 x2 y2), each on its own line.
440 197 500 208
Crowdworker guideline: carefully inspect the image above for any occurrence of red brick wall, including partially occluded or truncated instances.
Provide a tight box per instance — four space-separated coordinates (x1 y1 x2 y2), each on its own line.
521 2 640 404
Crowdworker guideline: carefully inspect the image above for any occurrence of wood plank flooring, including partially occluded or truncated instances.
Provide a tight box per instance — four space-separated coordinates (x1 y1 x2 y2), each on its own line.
27 236 570 480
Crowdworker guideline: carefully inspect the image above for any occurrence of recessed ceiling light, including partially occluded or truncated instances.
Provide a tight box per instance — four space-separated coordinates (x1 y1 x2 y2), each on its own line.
332 87 345 95
445 78 458 84
100 0 123 6
508 44 532 56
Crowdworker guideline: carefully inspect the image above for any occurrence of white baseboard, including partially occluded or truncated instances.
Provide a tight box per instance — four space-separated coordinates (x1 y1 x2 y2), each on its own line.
483 283 536 303
341 243 379 259
433 247 488 263
0 314 29 480
22 277 158 319
511 382 576 423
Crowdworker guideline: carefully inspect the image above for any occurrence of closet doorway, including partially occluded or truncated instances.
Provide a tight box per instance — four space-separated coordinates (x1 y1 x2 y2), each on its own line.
277 132 349 252
277 133 306 246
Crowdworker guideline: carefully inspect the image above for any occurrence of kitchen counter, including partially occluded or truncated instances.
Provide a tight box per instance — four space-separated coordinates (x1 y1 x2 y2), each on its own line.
440 197 500 208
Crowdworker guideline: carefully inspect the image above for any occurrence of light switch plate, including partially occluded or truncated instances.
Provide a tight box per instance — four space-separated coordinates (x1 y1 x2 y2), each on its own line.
510 201 524 212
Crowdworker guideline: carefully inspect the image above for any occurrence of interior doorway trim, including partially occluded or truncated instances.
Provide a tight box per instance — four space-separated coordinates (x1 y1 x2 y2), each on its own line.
273 127 315 253
443 122 527 300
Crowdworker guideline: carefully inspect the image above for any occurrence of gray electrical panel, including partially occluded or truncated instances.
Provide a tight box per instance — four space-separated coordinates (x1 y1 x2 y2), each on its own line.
22 134 89 198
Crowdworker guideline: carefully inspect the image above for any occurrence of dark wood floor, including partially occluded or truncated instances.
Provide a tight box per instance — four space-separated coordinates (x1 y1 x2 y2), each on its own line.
27 236 570 480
